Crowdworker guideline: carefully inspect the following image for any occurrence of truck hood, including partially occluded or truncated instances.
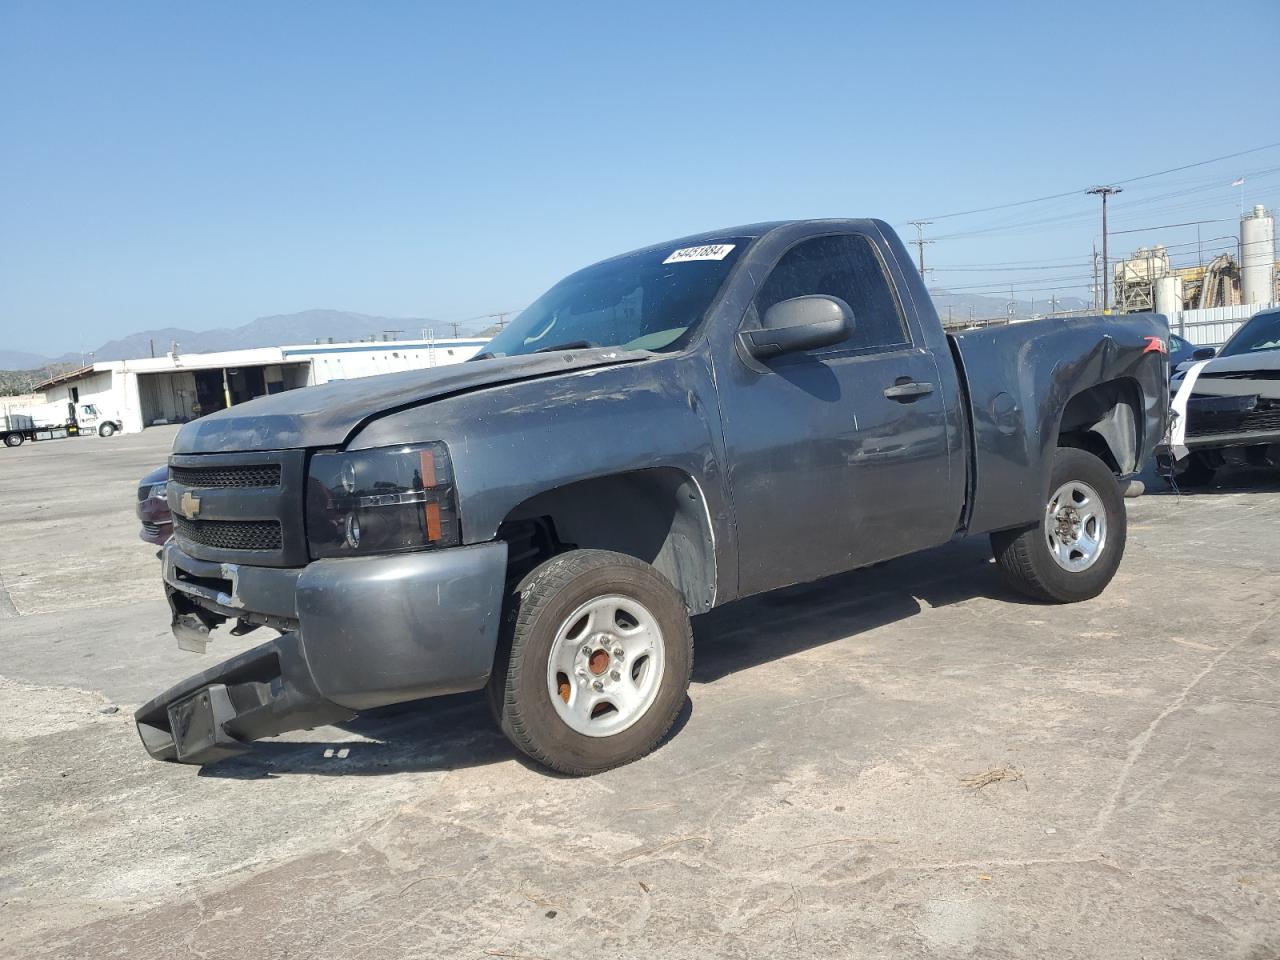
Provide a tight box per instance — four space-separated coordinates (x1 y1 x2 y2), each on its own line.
1192 348 1280 376
172 349 648 453
1172 348 1280 401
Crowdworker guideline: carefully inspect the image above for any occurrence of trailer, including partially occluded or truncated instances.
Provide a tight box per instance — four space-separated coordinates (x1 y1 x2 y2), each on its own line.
1 407 79 447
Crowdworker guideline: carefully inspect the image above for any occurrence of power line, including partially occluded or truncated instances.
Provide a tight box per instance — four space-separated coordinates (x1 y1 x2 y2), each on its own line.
911 141 1280 222
1108 218 1229 236
928 165 1280 243
932 261 1092 272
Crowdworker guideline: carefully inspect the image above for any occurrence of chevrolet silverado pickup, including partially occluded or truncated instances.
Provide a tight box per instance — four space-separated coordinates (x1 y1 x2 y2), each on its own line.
135 219 1169 775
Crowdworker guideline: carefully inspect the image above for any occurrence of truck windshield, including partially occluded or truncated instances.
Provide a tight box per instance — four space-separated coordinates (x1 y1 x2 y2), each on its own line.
478 238 749 358
1219 309 1280 357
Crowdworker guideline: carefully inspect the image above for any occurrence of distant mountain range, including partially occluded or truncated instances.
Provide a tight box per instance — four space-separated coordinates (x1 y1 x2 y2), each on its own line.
928 290 1091 323
1 292 1094 372
0 309 464 371
0 349 55 370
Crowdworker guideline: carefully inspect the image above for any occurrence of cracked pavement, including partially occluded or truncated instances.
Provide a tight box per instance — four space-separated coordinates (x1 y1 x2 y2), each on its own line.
1 427 1278 959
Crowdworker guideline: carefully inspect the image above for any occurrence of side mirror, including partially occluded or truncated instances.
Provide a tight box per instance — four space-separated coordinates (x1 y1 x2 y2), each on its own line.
739 295 854 361
1191 347 1216 361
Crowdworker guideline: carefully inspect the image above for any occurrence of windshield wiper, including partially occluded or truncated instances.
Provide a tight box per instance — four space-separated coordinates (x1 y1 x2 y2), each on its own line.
533 340 595 354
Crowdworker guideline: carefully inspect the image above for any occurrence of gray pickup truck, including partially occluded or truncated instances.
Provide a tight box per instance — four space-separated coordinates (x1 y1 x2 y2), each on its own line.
136 219 1169 775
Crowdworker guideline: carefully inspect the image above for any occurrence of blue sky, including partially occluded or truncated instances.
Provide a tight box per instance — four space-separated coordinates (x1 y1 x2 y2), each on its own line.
2 0 1277 356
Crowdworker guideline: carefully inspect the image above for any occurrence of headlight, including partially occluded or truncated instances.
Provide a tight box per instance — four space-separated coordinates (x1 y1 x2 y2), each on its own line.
148 482 168 500
305 441 460 559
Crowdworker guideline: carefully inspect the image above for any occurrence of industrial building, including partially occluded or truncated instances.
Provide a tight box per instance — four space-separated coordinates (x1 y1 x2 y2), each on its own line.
1113 205 1277 341
32 336 488 434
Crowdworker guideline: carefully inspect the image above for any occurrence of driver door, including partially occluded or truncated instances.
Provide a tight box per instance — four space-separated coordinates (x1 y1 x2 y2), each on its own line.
716 232 955 597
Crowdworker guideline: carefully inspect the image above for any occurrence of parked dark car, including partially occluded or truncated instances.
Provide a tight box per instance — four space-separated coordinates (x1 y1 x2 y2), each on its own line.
1162 306 1280 485
1168 333 1214 374
134 218 1169 775
136 465 172 545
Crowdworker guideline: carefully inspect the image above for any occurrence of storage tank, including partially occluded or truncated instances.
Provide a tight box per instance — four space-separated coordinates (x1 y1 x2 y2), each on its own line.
1154 275 1184 316
1241 205 1275 305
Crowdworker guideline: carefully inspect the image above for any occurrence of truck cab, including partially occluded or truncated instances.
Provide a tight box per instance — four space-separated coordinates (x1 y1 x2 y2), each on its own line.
75 403 123 437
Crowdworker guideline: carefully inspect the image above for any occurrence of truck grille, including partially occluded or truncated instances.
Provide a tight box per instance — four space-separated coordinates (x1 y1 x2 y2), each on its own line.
1187 399 1280 438
172 516 283 551
169 464 282 488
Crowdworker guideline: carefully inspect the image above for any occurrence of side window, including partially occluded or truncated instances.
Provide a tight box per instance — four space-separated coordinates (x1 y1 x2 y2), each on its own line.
755 234 910 353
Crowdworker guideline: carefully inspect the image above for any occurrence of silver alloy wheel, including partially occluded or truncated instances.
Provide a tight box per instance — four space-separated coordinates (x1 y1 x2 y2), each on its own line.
1044 479 1107 572
546 594 666 738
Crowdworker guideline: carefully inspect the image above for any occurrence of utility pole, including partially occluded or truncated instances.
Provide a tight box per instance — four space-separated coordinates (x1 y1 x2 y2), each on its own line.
907 220 933 277
449 321 461 338
1087 186 1122 312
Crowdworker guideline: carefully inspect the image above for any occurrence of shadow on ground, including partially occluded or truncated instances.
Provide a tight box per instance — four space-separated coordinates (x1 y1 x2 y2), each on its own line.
199 537 1024 780
1140 462 1280 497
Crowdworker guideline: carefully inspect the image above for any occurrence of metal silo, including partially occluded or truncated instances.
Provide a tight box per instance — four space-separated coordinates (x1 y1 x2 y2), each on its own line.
1240 205 1275 306
1154 275 1184 317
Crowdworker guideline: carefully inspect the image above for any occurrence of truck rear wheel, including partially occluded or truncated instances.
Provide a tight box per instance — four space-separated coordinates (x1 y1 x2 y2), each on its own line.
4 433 23 447
488 549 693 775
990 447 1126 603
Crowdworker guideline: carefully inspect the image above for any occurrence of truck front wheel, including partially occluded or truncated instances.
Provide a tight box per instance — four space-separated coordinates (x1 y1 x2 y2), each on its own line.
3 433 23 447
98 422 117 438
488 549 693 775
990 447 1126 603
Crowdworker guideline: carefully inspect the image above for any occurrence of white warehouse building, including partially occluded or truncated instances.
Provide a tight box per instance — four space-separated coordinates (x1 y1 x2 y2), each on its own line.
33 337 489 434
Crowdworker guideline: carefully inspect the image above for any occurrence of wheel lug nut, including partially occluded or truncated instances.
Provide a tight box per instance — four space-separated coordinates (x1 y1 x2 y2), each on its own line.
610 670 620 681
581 644 591 656
613 647 623 658
592 680 604 691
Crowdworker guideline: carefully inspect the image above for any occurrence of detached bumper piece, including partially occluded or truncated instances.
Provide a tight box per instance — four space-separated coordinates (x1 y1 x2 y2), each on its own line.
134 632 354 765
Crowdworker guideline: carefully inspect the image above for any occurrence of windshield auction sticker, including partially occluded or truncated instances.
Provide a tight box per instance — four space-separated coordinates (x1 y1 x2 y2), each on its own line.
663 244 736 264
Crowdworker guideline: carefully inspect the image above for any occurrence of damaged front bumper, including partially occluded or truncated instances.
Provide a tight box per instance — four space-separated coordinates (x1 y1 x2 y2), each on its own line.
136 539 508 764
135 632 355 764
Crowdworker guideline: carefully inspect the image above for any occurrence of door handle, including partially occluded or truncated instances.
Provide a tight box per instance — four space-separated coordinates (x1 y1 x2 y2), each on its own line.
883 379 935 401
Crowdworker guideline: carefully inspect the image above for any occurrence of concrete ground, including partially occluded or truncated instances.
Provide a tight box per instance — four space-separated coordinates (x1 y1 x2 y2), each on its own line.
1 426 1277 960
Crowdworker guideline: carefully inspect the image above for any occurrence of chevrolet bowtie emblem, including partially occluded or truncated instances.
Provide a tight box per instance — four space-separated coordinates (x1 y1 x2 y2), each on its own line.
180 491 202 519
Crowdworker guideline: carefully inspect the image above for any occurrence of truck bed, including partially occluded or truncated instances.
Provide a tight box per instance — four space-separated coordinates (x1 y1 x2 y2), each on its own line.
949 314 1169 536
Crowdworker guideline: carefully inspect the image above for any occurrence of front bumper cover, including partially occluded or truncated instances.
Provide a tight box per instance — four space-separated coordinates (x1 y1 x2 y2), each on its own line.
136 539 509 764
134 631 354 764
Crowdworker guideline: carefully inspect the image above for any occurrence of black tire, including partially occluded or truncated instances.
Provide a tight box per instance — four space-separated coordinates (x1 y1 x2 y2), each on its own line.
4 433 23 447
98 422 116 438
487 549 693 776
990 447 1126 603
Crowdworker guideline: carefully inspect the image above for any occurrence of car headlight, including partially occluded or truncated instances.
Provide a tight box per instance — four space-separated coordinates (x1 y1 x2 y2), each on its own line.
305 441 460 559
148 482 168 500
